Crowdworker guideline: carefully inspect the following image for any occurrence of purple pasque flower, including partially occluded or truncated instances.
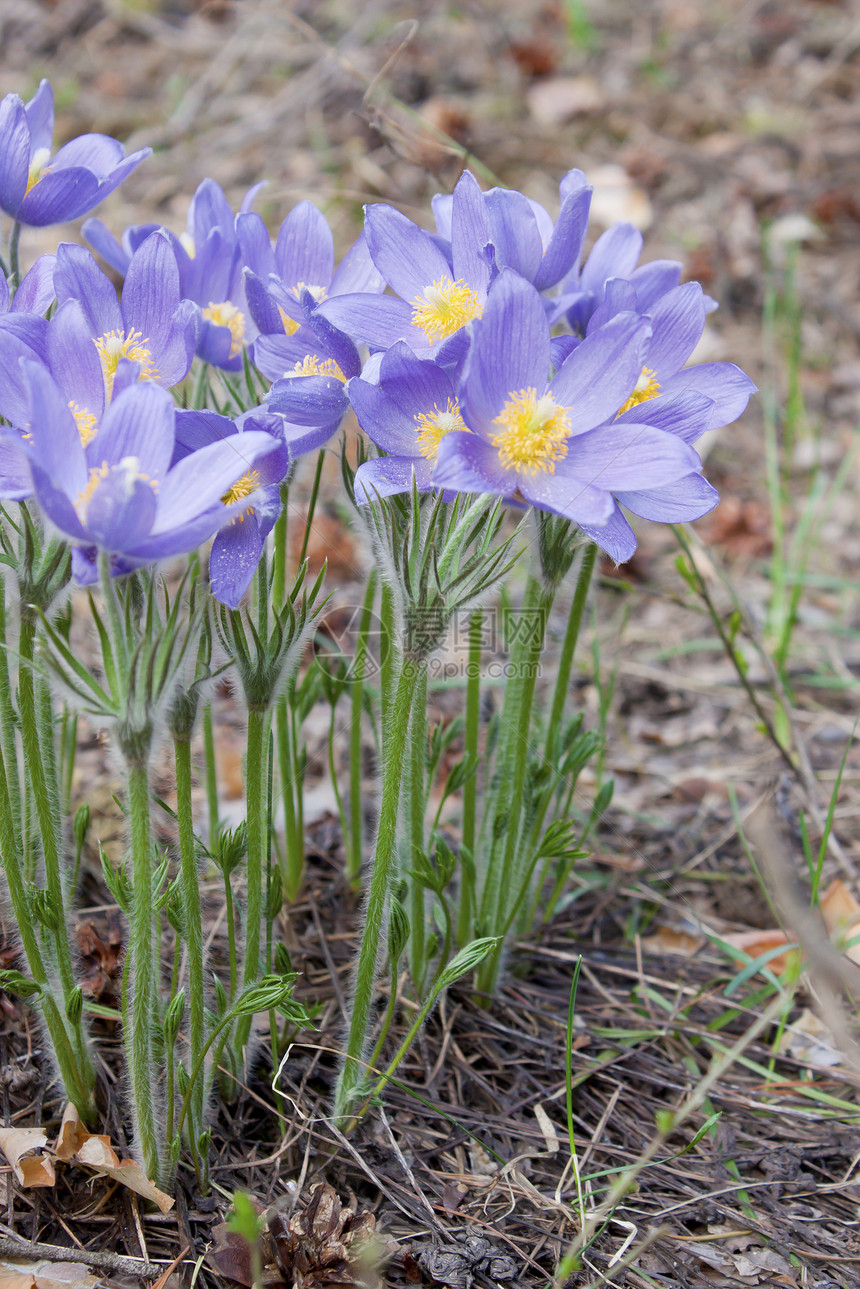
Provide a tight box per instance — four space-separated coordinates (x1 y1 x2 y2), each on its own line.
349 341 464 501
587 277 757 436
172 404 319 608
552 221 703 335
243 201 386 381
20 362 285 583
432 168 593 294
86 179 263 370
168 178 267 371
0 79 150 227
314 172 500 360
262 302 362 449
432 271 705 557
50 231 195 425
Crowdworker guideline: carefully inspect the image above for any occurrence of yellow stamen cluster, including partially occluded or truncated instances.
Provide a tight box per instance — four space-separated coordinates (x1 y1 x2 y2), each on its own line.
616 366 661 417
278 306 300 337
68 401 97 447
221 468 262 523
76 462 110 519
25 147 52 197
414 399 468 461
93 329 159 402
291 281 328 303
491 388 571 475
75 459 158 524
292 355 346 382
202 302 247 360
411 277 483 345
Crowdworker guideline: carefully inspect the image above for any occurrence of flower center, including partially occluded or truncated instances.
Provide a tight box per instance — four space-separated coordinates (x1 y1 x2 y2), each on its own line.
414 399 467 461
75 458 157 523
278 306 300 337
292 282 327 303
221 468 262 522
68 402 98 447
93 329 159 402
491 388 571 475
291 355 346 382
616 366 661 417
411 277 483 344
202 302 246 359
25 147 52 196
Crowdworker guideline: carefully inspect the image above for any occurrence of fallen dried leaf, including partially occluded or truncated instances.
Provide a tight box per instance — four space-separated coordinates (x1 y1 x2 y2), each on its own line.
74 1136 174 1212
719 928 800 976
820 878 860 933
641 928 706 957
0 1260 101 1289
0 1129 55 1189
55 1104 89 1163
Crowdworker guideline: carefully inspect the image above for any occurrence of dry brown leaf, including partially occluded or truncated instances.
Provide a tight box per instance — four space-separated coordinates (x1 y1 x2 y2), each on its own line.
75 1136 174 1212
641 928 706 957
0 1260 100 1289
55 1103 89 1162
779 1008 843 1068
719 928 800 976
820 878 860 933
0 1128 55 1189
0 1272 36 1289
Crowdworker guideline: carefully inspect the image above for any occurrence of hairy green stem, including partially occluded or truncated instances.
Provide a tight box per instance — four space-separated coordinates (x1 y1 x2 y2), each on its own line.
458 610 482 946
233 705 269 1062
0 736 92 1115
347 569 377 884
544 542 596 764
173 738 206 1150
124 757 161 1182
276 694 302 899
0 592 21 829
407 663 428 991
8 222 21 291
18 613 91 1085
476 577 553 994
202 702 220 845
335 653 423 1119
271 487 288 613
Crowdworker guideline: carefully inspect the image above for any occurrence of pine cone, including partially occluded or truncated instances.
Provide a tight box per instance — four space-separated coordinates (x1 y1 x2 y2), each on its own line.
271 1183 393 1289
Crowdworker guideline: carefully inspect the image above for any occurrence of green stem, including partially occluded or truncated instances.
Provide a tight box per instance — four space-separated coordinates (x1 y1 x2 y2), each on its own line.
407 663 428 991
476 577 553 995
124 757 161 1182
545 543 596 764
328 703 349 848
276 694 302 899
202 703 220 845
224 869 238 1003
8 222 21 292
0 736 91 1115
18 613 90 1084
296 451 325 570
347 570 377 884
271 486 288 613
458 610 482 946
366 965 399 1078
0 591 21 830
233 705 269 1062
334 653 423 1119
379 583 396 759
174 738 206 1147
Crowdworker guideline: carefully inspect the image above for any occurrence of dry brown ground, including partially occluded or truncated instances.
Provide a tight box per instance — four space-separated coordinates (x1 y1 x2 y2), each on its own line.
2 1 860 1286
